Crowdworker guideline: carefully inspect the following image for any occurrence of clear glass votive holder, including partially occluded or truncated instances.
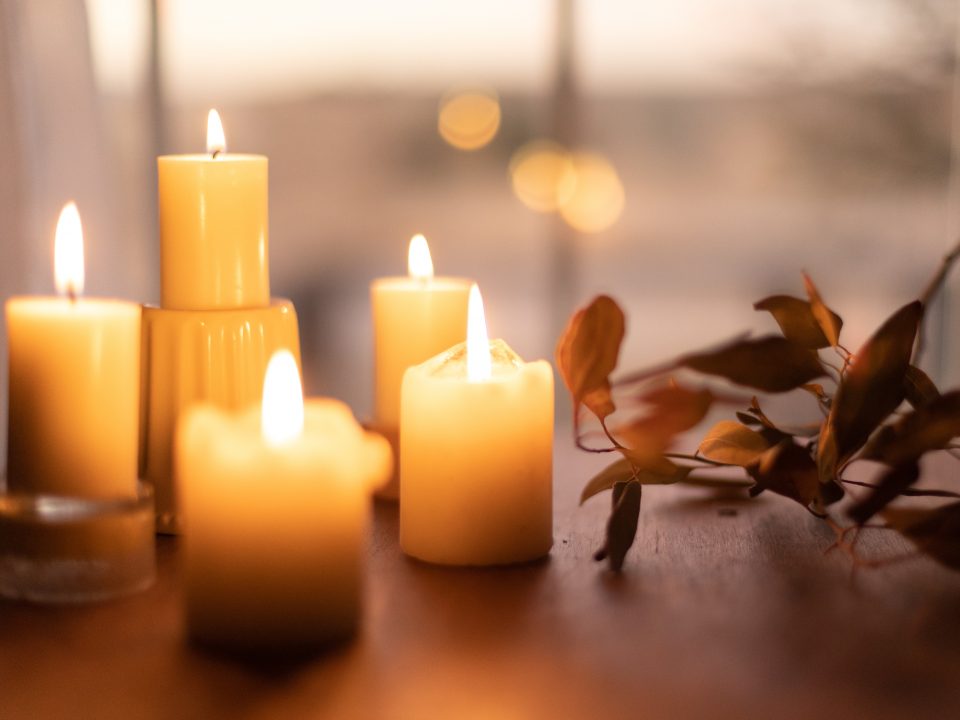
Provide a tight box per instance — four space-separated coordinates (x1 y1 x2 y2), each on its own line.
0 481 155 604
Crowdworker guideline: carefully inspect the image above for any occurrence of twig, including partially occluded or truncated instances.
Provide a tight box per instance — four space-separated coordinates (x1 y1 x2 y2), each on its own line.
920 236 960 307
677 475 754 489
575 438 619 454
915 236 960 361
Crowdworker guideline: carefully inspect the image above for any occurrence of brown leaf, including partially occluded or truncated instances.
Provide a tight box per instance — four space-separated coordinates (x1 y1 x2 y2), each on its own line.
884 502 960 570
580 457 693 505
753 294 840 349
860 390 960 467
802 272 843 347
749 441 837 514
904 365 940 409
745 397 795 444
580 457 692 505
737 411 761 426
615 384 713 465
594 480 642 571
625 384 713 436
679 336 826 393
555 295 625 420
698 420 770 466
581 458 635 505
616 446 686 474
847 461 920 524
818 301 923 480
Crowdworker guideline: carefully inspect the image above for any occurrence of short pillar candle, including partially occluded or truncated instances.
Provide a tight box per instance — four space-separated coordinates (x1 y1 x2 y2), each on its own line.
400 285 553 566
370 234 471 498
6 203 140 499
178 352 391 652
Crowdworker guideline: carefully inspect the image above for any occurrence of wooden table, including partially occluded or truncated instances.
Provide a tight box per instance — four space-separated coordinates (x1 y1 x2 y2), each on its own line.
3 448 960 720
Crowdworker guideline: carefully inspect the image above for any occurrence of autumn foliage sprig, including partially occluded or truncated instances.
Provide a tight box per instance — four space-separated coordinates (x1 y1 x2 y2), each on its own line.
556 242 960 572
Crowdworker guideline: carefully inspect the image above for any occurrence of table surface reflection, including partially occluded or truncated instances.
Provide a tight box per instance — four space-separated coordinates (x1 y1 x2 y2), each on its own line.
3 448 960 720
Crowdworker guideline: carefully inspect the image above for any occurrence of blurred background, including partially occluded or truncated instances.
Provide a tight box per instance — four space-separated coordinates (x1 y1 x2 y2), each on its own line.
2 0 959 463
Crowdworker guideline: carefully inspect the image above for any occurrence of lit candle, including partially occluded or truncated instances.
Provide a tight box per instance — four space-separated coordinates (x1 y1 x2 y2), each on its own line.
5 203 140 499
157 109 269 310
178 351 391 651
143 109 301 533
400 285 553 565
370 234 471 498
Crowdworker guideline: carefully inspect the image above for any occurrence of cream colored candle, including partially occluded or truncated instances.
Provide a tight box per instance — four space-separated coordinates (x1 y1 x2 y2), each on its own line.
370 235 470 498
158 109 269 310
5 203 140 499
400 285 553 566
178 351 391 651
371 235 471 427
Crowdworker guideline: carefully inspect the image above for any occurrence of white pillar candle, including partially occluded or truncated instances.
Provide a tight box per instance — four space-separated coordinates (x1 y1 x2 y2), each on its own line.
178 351 391 651
400 285 553 566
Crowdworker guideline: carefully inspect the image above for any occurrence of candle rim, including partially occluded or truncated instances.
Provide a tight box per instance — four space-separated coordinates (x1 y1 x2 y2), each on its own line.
407 355 553 386
157 153 267 163
5 296 141 317
371 276 473 292
408 337 546 383
185 398 389 475
140 298 293 316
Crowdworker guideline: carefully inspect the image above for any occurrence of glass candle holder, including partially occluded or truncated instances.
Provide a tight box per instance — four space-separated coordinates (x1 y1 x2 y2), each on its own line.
0 481 155 603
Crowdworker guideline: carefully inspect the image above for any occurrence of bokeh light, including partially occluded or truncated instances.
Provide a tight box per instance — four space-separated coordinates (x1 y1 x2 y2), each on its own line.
509 141 576 213
438 90 501 151
510 141 624 233
558 152 625 233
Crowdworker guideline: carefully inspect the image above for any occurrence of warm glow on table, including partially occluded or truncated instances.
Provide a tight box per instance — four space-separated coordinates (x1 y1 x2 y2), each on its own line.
157 109 269 310
400 285 553 566
370 235 471 498
178 351 391 651
6 203 140 499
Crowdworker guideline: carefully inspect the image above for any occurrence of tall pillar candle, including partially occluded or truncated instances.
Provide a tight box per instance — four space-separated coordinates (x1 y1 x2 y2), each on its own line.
178 352 391 651
400 286 553 565
6 203 140 499
158 109 269 310
370 234 471 498
142 109 302 533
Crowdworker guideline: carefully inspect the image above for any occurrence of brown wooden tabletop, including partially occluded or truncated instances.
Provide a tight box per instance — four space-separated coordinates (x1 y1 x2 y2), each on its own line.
3 447 960 720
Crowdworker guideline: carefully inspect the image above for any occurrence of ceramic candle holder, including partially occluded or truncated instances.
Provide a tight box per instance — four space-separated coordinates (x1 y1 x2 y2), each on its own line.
139 300 301 533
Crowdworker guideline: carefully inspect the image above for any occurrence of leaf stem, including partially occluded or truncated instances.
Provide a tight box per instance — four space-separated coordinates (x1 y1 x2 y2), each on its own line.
840 477 960 498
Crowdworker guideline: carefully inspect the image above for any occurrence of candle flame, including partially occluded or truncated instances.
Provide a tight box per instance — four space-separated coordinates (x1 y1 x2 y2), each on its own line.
54 201 84 297
261 350 304 446
206 109 227 156
466 284 492 382
407 234 434 280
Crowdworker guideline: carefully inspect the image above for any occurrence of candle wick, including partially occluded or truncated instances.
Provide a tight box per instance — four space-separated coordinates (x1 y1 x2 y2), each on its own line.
67 287 77 304
211 149 221 159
